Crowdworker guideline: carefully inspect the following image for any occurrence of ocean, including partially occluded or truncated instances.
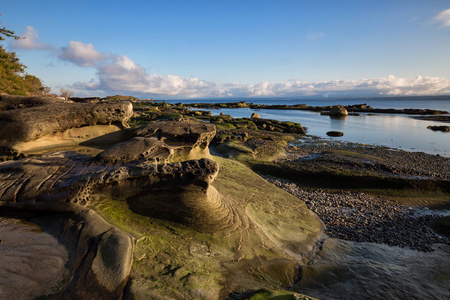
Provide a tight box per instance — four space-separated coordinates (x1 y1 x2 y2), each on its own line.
164 96 450 157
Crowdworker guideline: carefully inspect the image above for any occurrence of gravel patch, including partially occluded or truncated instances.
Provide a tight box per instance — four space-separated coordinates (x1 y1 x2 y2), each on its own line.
266 177 449 252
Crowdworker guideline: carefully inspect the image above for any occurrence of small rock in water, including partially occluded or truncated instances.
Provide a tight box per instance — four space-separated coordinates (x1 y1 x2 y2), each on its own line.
427 125 450 132
327 131 344 137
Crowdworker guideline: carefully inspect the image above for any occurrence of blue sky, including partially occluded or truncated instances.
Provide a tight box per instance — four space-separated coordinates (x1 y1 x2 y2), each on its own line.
1 0 450 98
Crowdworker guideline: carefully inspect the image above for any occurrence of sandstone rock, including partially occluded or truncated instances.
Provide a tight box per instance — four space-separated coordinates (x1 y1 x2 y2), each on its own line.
0 152 222 229
0 149 222 297
95 137 173 164
91 228 133 292
251 112 260 119
329 105 348 116
132 121 216 160
0 218 69 299
0 95 133 156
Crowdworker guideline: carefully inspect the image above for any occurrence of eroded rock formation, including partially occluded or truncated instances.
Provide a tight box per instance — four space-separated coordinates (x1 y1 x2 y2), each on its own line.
0 95 132 157
131 121 216 160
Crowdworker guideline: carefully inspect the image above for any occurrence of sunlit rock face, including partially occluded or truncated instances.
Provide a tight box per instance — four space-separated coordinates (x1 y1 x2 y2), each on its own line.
0 95 132 156
95 137 174 164
131 121 216 161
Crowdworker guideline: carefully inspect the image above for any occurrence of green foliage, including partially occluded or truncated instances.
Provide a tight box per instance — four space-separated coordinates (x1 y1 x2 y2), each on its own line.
0 47 28 95
0 20 50 96
0 23 20 41
0 45 50 96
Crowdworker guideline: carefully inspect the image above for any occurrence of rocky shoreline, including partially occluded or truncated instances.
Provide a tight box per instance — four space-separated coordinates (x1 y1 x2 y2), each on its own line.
285 137 450 179
186 101 449 115
1 95 449 299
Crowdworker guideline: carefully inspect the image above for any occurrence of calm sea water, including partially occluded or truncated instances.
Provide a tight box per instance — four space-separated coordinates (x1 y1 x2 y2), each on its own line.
165 97 450 157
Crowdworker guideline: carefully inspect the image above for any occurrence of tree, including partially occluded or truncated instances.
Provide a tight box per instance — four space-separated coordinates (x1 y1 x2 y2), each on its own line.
0 18 50 96
0 16 21 41
59 88 73 98
23 75 45 95
0 46 26 95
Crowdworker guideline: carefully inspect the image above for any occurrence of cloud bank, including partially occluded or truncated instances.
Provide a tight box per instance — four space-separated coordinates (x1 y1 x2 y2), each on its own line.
55 42 450 98
9 29 450 98
435 9 450 27
10 26 52 50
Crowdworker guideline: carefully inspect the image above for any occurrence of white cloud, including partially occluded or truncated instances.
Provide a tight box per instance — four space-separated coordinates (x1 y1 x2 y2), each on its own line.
306 32 326 41
74 54 216 98
59 41 106 67
434 9 450 27
73 58 450 98
10 26 52 50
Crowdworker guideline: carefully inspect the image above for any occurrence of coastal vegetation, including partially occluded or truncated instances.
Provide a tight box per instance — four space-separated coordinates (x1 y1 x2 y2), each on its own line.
0 23 51 96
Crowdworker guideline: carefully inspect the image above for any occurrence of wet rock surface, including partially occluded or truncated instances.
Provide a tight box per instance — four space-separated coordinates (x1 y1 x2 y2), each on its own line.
295 239 450 300
0 218 68 299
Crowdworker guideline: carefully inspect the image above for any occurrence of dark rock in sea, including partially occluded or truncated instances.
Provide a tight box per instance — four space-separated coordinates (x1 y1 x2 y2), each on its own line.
326 131 344 137
427 125 450 132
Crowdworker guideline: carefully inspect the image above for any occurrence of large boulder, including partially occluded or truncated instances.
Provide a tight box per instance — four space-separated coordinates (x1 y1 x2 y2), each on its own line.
329 105 348 116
